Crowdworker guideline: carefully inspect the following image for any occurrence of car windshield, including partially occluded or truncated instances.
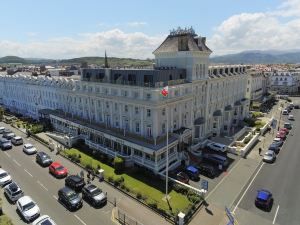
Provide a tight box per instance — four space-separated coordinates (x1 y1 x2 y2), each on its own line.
3 140 10 144
23 202 35 211
91 188 102 196
0 172 8 178
67 192 78 200
265 152 273 157
12 190 22 196
55 166 64 171
26 145 33 149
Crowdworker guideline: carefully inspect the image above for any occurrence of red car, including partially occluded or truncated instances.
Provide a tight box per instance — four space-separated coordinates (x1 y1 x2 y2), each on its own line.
279 128 289 135
49 162 68 178
276 132 286 141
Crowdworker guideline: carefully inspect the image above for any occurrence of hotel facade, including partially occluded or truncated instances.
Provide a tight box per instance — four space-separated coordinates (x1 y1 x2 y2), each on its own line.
0 28 250 173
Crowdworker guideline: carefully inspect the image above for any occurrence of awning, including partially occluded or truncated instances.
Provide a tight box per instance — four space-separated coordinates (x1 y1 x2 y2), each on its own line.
194 117 205 125
213 110 222 117
224 105 233 111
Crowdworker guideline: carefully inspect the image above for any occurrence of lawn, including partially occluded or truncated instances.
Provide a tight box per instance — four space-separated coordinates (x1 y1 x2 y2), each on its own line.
62 148 194 215
0 198 14 225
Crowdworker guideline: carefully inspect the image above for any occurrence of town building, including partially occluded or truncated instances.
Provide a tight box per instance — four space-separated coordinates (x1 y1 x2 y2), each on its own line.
0 27 250 173
269 70 300 94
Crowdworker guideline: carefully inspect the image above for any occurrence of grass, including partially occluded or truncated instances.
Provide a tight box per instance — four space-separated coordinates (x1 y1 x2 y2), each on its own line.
62 148 193 214
0 198 14 225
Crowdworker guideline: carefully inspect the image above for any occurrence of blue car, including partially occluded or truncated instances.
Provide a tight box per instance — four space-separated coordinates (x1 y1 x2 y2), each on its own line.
268 143 280 154
255 189 273 210
185 165 200 181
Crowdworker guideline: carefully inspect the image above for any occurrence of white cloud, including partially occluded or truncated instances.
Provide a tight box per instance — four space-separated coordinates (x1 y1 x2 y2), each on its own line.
0 29 164 59
127 22 147 27
208 0 300 55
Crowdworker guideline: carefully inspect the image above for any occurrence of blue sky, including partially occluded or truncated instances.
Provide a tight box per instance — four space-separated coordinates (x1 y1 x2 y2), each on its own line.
0 0 298 58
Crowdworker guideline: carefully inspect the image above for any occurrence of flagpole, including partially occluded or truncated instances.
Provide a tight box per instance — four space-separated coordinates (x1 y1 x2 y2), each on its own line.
165 96 169 199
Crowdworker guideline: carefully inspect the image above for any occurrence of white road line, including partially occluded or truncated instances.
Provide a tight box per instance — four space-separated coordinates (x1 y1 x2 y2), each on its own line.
206 158 243 199
273 205 280 224
232 162 265 213
4 152 11 158
74 214 87 225
37 180 48 191
24 169 33 177
53 195 58 200
13 159 21 167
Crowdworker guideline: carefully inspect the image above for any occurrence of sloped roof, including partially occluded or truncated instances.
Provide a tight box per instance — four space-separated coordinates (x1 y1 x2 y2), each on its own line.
153 34 212 54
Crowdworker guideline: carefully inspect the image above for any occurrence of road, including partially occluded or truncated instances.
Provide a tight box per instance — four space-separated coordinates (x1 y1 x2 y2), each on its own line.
0 122 115 225
232 98 300 225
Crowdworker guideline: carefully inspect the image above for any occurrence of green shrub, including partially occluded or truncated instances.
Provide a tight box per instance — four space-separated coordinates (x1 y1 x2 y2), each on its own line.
113 157 124 173
136 192 142 199
243 135 252 144
173 183 189 195
108 176 114 183
147 199 158 209
113 176 124 187
85 164 93 170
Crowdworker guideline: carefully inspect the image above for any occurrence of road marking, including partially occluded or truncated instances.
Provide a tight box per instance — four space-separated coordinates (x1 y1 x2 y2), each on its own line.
24 169 33 177
232 162 265 213
4 152 11 158
13 159 21 167
74 214 87 225
273 205 280 224
53 195 58 200
37 180 48 191
206 158 243 199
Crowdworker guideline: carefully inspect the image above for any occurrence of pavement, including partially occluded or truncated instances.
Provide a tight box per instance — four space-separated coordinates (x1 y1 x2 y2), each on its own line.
190 100 284 225
0 122 170 225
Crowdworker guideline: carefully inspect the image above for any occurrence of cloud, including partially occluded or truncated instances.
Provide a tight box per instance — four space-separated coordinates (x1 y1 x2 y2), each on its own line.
26 32 38 37
208 0 300 55
0 29 164 59
127 22 147 27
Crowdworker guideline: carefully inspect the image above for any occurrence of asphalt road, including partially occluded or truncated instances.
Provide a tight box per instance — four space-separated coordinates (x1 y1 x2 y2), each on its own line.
0 122 114 225
233 98 300 225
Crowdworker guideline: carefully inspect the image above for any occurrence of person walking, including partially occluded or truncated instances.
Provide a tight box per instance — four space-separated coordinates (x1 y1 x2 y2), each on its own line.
259 147 262 155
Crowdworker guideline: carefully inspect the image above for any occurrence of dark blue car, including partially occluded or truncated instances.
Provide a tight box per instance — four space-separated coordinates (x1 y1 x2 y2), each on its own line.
185 165 199 181
255 189 273 210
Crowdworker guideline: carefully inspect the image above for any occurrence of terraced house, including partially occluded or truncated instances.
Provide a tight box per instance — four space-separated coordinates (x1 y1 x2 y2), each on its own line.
0 27 250 174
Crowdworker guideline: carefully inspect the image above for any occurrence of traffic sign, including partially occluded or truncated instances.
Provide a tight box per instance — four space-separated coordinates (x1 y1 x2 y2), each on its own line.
225 207 234 223
201 179 208 191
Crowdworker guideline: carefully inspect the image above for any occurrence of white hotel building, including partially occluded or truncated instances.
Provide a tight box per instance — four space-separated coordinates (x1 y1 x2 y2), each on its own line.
0 28 249 173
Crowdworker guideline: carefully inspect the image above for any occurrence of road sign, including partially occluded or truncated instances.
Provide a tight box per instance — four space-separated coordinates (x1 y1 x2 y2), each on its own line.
225 207 234 224
201 179 208 191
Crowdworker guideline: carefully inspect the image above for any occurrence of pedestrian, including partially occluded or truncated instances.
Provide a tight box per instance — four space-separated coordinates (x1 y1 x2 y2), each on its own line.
87 170 91 179
80 170 84 179
259 147 262 155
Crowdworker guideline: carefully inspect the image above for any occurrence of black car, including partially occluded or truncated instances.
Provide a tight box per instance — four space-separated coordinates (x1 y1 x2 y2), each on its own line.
82 184 107 207
268 143 280 154
197 163 216 178
294 105 300 109
58 186 83 211
255 189 273 211
65 175 85 192
36 151 53 167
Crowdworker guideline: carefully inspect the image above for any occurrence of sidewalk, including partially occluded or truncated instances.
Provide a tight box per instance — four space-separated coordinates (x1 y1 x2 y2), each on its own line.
190 105 281 225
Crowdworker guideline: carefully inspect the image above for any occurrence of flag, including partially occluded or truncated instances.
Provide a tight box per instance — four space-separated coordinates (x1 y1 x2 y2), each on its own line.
161 86 169 97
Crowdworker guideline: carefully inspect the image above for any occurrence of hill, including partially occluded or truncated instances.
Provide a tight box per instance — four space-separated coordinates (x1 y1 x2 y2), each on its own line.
0 56 27 64
210 50 300 64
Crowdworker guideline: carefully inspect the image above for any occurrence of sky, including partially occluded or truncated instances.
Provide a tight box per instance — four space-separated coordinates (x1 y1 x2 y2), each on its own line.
0 0 299 59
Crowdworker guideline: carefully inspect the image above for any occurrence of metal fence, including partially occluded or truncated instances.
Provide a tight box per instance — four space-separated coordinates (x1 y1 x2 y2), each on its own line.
115 208 144 225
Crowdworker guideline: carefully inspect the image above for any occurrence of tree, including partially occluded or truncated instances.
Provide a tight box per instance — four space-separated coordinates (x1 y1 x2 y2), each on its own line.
113 157 124 173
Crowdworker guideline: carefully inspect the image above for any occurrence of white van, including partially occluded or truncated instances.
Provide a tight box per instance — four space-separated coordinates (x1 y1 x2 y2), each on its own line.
282 110 289 115
11 136 23 146
207 142 227 153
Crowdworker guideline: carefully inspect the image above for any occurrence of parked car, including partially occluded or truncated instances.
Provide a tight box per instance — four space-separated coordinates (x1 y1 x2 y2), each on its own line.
58 186 83 211
207 142 227 153
284 122 292 130
255 189 273 211
203 154 229 168
185 165 200 181
272 138 283 147
11 136 23 146
32 215 57 225
282 109 289 115
263 150 276 163
23 143 37 154
294 104 299 109
0 168 12 186
82 184 107 207
197 163 216 178
0 138 12 150
288 114 294 120
268 143 280 154
65 175 85 192
2 128 12 135
0 127 5 134
36 151 53 167
4 182 24 203
2 132 15 140
16 196 40 222
279 127 289 135
176 172 189 184
49 162 68 178
276 132 286 141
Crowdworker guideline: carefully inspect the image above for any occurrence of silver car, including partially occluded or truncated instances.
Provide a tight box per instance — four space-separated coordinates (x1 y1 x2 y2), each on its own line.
4 182 24 203
263 150 276 163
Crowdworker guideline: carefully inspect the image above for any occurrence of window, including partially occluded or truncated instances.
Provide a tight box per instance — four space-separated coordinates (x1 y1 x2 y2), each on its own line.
135 107 139 114
115 103 118 110
175 90 179 96
174 107 177 112
115 120 119 127
147 109 151 117
147 125 152 137
122 90 128 97
173 120 177 129
106 102 109 109
135 122 140 133
124 105 128 112
162 108 166 116
146 93 151 100
133 92 139 98
162 123 166 133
